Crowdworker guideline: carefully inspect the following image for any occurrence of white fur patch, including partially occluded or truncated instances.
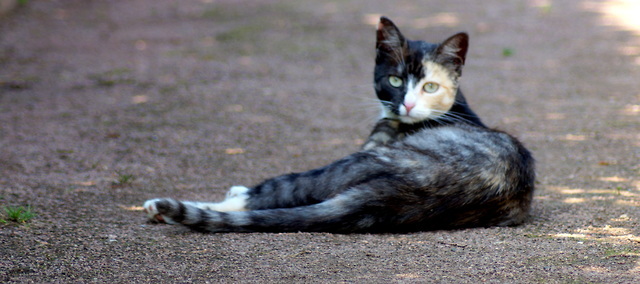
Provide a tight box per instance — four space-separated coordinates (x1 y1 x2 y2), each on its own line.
183 186 250 212
226 185 249 198
400 77 417 118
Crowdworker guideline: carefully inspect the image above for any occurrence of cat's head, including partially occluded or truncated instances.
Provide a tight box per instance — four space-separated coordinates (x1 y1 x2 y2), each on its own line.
374 17 468 124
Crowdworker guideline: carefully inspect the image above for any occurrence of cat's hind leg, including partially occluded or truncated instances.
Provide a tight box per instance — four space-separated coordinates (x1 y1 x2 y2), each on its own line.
143 186 250 223
144 187 388 233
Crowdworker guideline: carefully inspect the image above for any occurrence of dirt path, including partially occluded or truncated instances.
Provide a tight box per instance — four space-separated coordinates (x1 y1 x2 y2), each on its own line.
1 0 638 282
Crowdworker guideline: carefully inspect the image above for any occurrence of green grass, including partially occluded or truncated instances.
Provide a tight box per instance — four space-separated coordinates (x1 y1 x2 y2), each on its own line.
1 205 36 224
502 48 514 57
112 172 136 187
604 249 640 258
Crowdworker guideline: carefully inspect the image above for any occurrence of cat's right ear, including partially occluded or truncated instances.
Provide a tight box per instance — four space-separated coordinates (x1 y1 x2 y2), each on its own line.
376 17 406 54
435 32 469 76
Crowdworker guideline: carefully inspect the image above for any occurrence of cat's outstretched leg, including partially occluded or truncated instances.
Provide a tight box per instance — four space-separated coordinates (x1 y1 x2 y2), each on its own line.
144 188 388 233
144 186 250 223
145 151 392 224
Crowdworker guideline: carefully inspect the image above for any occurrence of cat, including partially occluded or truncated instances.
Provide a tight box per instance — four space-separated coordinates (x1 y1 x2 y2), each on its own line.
142 16 535 233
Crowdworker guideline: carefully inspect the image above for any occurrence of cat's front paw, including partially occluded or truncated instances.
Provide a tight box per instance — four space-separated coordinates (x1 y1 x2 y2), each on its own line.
143 198 179 224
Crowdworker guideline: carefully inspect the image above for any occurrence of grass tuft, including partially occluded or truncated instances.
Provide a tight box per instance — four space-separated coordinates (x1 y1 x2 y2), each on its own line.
1 205 36 224
502 48 514 57
112 172 136 187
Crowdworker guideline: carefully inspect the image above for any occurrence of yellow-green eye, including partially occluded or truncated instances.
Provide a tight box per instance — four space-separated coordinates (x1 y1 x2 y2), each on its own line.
423 82 439 93
388 76 403 88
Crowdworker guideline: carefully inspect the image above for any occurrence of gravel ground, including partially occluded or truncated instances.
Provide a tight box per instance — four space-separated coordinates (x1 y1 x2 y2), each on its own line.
1 0 639 282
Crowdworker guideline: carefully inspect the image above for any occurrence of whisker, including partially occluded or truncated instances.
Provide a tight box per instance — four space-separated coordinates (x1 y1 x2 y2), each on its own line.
430 109 475 125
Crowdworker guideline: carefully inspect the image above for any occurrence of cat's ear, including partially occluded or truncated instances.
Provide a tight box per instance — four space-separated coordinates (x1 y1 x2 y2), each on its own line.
435 32 469 75
376 17 407 55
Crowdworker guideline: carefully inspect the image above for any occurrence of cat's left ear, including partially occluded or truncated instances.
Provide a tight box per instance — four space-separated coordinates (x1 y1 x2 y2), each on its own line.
435 32 469 76
376 17 407 56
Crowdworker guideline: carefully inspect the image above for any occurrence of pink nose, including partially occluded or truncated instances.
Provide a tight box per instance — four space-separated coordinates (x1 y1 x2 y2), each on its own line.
404 102 415 114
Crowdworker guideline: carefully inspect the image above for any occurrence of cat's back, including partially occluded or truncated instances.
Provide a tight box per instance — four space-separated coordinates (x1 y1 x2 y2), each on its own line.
376 123 534 183
404 123 524 157
363 122 535 229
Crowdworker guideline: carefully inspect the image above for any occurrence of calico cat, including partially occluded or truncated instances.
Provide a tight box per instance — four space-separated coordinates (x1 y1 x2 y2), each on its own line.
142 17 535 233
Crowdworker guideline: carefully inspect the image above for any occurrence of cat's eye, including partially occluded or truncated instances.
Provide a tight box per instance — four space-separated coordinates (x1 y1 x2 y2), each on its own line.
423 82 439 93
388 76 403 88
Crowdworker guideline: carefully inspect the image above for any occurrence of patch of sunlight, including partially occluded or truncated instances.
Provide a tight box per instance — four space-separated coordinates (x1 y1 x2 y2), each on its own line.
563 197 586 204
616 199 640 206
225 148 245 155
582 266 609 273
599 176 629 182
395 273 421 279
73 181 97 186
121 205 144 211
621 104 640 115
610 214 631 222
562 134 588 141
553 226 640 244
620 191 638 198
560 188 585 194
548 185 638 197
577 225 631 237
583 262 640 275
592 188 621 194
584 0 640 35
583 0 640 64
554 233 587 239
546 185 576 192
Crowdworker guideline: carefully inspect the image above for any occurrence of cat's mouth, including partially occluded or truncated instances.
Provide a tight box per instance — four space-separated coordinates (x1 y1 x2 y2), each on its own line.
399 114 428 124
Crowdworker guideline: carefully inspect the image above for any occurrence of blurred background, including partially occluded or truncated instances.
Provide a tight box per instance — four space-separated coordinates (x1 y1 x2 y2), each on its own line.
0 0 638 282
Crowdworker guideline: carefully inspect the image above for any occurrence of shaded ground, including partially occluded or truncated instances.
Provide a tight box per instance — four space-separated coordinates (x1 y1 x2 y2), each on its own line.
1 0 639 282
